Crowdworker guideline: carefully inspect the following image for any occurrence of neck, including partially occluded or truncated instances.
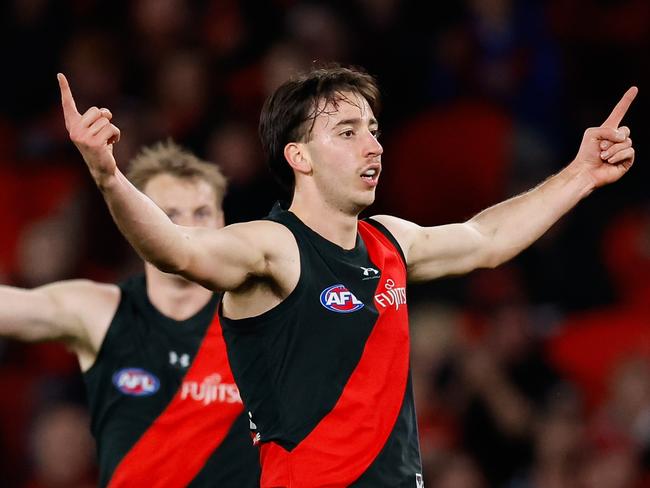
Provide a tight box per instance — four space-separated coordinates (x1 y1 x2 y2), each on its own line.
144 265 213 321
289 190 360 250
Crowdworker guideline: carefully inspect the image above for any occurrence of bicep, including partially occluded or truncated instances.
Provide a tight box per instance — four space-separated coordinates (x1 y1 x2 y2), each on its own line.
407 222 490 281
0 283 83 342
179 221 282 292
372 215 489 282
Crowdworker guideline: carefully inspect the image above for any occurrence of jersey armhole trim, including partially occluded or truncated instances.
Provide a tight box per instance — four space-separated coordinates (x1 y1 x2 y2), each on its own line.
363 218 407 267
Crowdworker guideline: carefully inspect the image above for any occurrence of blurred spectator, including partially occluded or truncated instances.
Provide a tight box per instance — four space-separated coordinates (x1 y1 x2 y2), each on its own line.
147 49 214 147
431 268 563 485
509 384 587 487
578 445 641 488
59 31 124 113
129 0 192 63
285 3 353 64
261 41 311 97
24 403 96 488
588 357 650 471
433 451 488 488
15 200 83 288
205 121 278 222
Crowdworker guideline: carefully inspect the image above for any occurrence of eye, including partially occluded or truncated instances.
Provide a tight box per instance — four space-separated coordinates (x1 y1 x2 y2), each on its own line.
195 207 213 219
341 129 354 138
370 129 381 139
166 209 179 221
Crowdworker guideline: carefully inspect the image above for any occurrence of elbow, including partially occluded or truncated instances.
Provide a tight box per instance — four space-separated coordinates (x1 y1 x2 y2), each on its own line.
479 258 507 269
480 244 519 270
482 252 504 270
138 237 194 275
472 256 501 272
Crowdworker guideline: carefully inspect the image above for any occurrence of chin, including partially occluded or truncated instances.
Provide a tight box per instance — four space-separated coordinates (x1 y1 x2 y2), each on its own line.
350 194 375 214
361 189 377 205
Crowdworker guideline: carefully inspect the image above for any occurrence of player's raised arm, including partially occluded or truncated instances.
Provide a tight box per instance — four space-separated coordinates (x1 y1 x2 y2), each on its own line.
58 74 269 291
375 87 638 282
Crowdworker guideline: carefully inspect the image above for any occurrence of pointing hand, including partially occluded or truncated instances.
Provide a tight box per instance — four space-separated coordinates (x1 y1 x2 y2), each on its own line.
58 73 121 185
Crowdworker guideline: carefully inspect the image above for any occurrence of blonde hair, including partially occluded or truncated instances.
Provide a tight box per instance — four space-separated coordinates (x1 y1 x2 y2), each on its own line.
127 139 227 206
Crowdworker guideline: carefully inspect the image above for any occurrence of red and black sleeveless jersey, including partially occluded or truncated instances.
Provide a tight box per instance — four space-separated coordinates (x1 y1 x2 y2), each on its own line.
83 275 260 487
220 204 423 487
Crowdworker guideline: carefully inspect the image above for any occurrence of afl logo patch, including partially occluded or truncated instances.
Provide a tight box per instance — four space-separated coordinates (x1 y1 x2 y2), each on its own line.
112 368 160 397
320 284 364 313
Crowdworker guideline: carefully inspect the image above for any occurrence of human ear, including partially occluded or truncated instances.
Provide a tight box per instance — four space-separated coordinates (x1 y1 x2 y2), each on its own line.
284 142 312 175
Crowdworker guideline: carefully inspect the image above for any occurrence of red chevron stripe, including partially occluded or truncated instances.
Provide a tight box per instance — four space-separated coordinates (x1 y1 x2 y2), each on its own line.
260 221 410 487
108 315 246 488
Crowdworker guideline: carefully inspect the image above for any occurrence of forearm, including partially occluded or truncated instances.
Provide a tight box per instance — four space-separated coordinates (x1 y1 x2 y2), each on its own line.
98 171 190 273
469 163 595 267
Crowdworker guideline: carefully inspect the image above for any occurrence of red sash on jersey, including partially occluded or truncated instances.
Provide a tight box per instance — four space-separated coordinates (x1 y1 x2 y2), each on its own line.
260 221 410 487
108 315 247 488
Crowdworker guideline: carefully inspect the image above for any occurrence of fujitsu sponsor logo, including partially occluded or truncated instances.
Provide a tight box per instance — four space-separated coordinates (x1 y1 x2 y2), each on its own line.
374 278 407 311
180 373 242 405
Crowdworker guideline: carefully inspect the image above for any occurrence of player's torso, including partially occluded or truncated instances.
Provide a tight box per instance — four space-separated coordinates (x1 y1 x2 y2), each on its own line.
221 205 423 487
84 275 259 488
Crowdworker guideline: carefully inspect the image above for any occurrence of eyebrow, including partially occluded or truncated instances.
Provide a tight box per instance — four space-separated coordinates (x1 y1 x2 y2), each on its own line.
332 117 379 129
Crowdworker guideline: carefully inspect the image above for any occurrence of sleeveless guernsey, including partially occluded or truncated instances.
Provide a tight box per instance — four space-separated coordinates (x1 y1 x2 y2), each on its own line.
83 275 259 487
220 204 423 487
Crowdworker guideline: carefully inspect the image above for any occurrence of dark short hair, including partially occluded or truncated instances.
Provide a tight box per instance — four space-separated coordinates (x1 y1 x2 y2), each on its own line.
127 139 227 207
259 64 381 194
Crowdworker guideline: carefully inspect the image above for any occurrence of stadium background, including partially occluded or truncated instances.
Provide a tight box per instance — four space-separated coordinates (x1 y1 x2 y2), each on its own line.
0 0 648 486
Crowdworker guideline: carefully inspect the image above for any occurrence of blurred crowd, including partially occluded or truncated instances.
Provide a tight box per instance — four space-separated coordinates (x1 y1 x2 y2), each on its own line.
0 0 648 486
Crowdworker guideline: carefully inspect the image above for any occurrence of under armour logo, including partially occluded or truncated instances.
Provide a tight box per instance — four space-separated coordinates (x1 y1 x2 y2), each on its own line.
169 351 190 368
360 266 380 278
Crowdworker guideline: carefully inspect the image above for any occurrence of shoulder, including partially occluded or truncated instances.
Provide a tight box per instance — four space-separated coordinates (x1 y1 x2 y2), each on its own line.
225 219 298 258
367 215 420 255
50 280 120 338
227 219 294 236
71 281 121 341
37 280 121 367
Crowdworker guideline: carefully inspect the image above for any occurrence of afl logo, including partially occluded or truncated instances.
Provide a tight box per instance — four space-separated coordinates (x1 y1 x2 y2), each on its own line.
320 284 364 313
112 368 160 397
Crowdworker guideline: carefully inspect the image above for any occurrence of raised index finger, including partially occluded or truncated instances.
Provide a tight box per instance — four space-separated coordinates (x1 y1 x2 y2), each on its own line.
602 86 638 128
57 73 80 126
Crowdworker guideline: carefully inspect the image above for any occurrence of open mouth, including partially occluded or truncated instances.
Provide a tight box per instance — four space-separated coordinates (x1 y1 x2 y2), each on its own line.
360 168 379 182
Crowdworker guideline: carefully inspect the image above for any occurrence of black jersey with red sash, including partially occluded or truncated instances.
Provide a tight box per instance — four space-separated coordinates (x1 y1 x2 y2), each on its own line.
83 275 259 487
220 204 423 487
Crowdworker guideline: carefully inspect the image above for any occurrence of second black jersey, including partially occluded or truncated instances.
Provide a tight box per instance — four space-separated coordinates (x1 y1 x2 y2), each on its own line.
220 204 423 487
83 275 259 487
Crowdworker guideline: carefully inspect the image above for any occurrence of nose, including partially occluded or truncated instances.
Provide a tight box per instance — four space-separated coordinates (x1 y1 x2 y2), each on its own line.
364 131 383 158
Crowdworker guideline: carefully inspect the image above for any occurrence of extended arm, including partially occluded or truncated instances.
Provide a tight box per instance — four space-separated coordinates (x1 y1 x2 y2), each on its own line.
0 280 116 345
375 87 637 282
57 74 271 291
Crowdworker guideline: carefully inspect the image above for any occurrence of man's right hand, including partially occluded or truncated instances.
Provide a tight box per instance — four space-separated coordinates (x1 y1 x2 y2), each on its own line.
58 73 121 186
